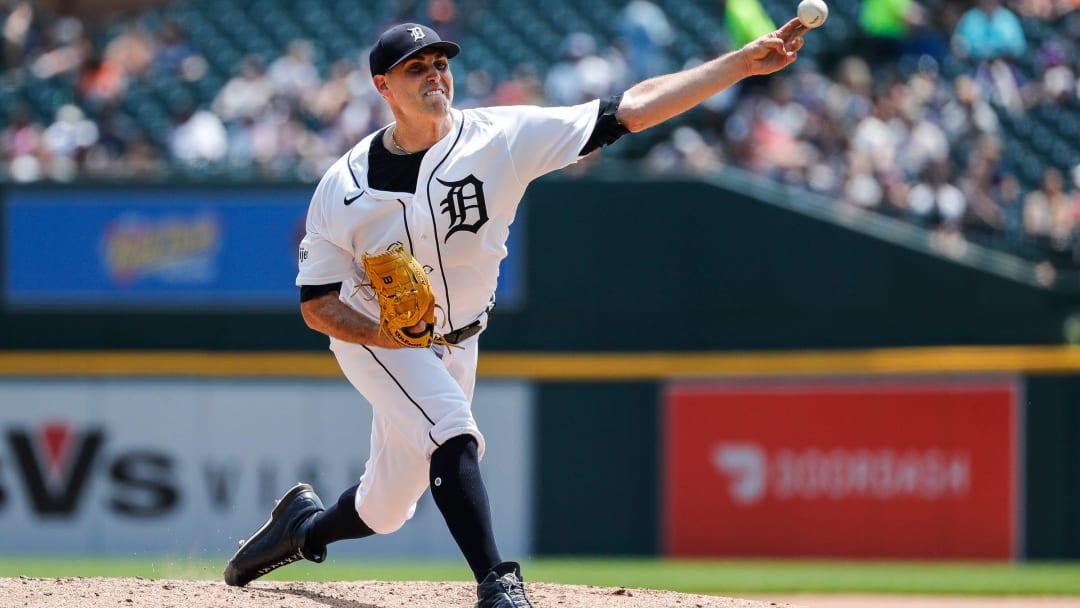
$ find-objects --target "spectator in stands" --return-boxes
[952,0,1026,61]
[213,55,275,122]
[29,14,87,80]
[644,125,723,176]
[81,107,130,175]
[223,115,257,168]
[77,48,126,112]
[908,159,966,230]
[978,55,1026,113]
[940,74,999,161]
[489,63,544,106]
[894,75,950,179]
[994,171,1025,245]
[308,58,354,128]
[1,105,45,182]
[151,18,200,79]
[82,110,168,181]
[752,75,813,181]
[544,32,624,106]
[1024,166,1076,251]
[1035,40,1076,105]
[799,99,848,196]
[168,99,227,167]
[961,144,1007,238]
[122,134,166,179]
[617,0,674,81]
[248,96,317,178]
[2,1,34,75]
[825,56,876,134]
[1013,0,1072,19]
[457,68,494,108]
[425,0,460,44]
[879,171,912,218]
[850,86,905,176]
[103,19,154,80]
[268,39,321,109]
[312,60,386,154]
[843,155,885,210]
[42,103,98,180]
[759,76,809,141]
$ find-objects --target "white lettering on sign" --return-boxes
[713,443,971,506]
[713,443,766,506]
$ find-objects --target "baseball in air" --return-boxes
[797,0,828,28]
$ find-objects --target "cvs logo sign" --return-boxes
[1,421,177,518]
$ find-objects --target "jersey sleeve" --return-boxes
[295,173,356,287]
[295,232,353,286]
[502,100,600,183]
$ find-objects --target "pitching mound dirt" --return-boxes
[1,577,804,608]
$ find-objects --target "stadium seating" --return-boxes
[5,0,1080,268]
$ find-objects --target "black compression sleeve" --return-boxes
[579,93,630,156]
[430,435,501,582]
[305,484,375,549]
[299,282,342,302]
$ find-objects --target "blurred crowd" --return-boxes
[3,0,1080,268]
[637,0,1080,270]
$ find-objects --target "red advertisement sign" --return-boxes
[664,380,1018,558]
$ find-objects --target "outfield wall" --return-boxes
[1,350,1078,559]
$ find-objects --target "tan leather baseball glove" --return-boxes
[361,244,454,349]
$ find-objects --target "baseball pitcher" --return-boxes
[224,17,807,608]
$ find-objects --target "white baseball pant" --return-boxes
[328,331,486,534]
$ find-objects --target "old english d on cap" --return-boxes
[369,23,461,75]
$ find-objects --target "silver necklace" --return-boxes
[390,127,413,155]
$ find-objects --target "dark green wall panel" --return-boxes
[533,382,658,555]
[1024,375,1080,558]
[487,179,1073,350]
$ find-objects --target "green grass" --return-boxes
[2,557,1080,596]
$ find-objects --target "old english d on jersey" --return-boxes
[296,101,599,333]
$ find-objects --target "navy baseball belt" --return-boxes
[442,319,483,345]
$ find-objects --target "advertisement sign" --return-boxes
[4,188,525,310]
[664,379,1018,558]
[4,188,309,308]
[0,378,533,557]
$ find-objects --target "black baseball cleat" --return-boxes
[223,483,327,587]
[475,562,535,608]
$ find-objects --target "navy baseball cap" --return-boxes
[369,23,461,75]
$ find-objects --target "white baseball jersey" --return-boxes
[297,100,601,331]
[294,100,601,533]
